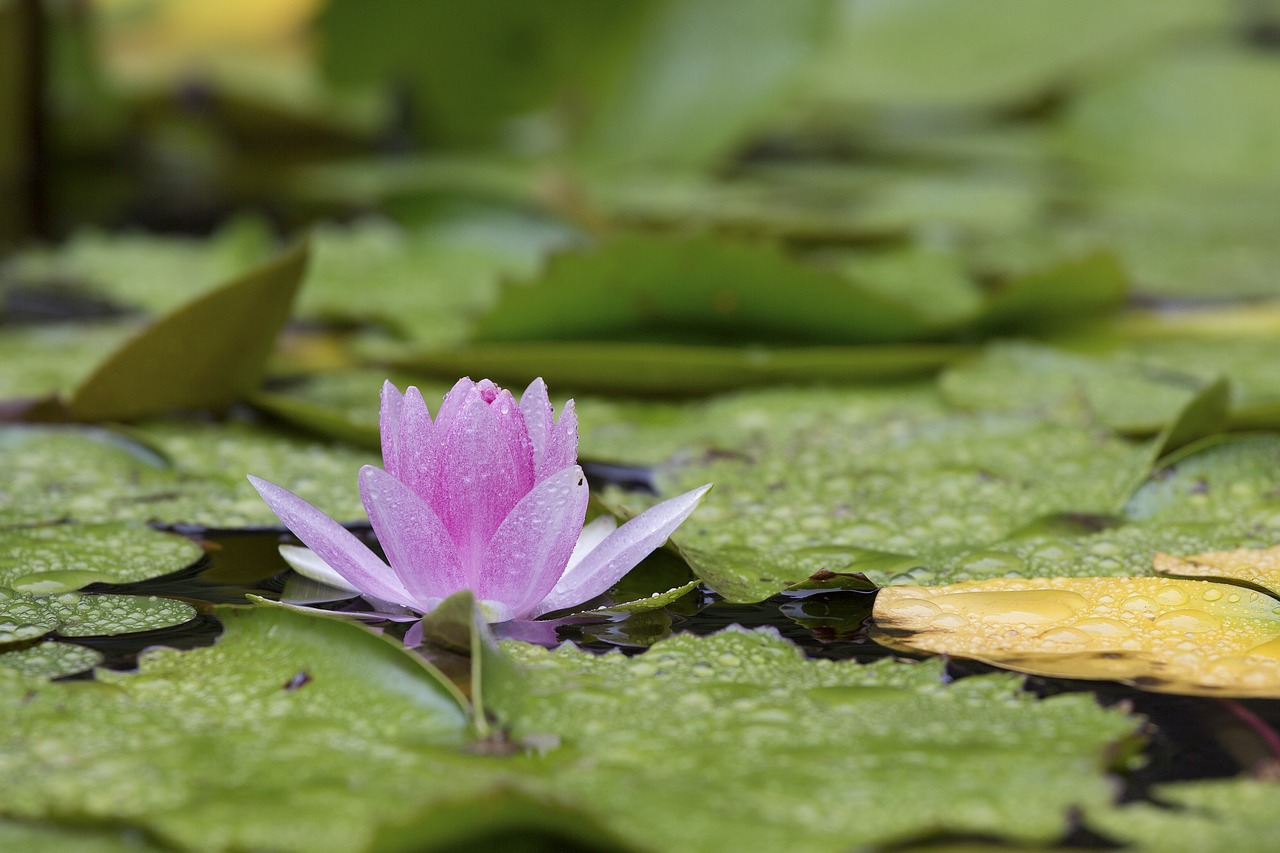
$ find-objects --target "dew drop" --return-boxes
[1072,617,1132,639]
[1154,586,1190,607]
[1202,588,1223,602]
[1153,609,1220,634]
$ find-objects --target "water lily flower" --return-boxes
[249,378,710,622]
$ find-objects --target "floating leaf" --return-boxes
[471,233,937,346]
[301,216,578,346]
[0,523,203,589]
[63,241,308,422]
[0,422,377,530]
[1063,49,1280,189]
[0,322,138,403]
[0,588,194,644]
[1125,436,1280,526]
[873,574,1280,697]
[1155,545,1280,598]
[1,218,274,315]
[1090,779,1280,853]
[940,341,1209,435]
[970,252,1126,337]
[0,605,472,852]
[382,340,967,395]
[0,641,103,679]
[592,385,1157,600]
[494,629,1139,851]
[802,0,1217,110]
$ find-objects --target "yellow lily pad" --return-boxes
[872,575,1280,697]
[1155,545,1280,598]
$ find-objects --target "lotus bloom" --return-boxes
[248,378,710,622]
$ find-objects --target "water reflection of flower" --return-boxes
[250,378,709,624]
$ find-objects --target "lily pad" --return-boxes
[1125,436,1280,526]
[1,218,274,316]
[301,215,578,346]
[495,629,1140,851]
[939,341,1209,435]
[63,241,308,422]
[0,589,195,643]
[0,322,139,403]
[471,232,937,346]
[381,340,968,395]
[0,605,472,852]
[0,641,103,679]
[873,574,1280,697]
[592,385,1158,600]
[1154,545,1280,598]
[1063,48,1280,189]
[0,523,203,589]
[802,0,1217,110]
[1089,779,1280,852]
[0,422,377,530]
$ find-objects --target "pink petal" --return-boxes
[518,378,554,475]
[378,380,405,475]
[391,386,435,498]
[427,386,535,559]
[543,398,579,476]
[476,465,590,619]
[247,475,414,607]
[433,377,476,433]
[359,465,465,607]
[531,483,711,617]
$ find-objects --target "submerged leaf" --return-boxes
[873,574,1280,697]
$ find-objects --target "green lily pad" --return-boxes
[0,322,139,403]
[472,232,938,346]
[802,0,1217,110]
[0,605,471,852]
[495,629,1140,851]
[939,341,1207,435]
[0,217,273,315]
[1090,779,1280,852]
[0,588,194,645]
[380,340,968,395]
[0,422,377,530]
[1125,436,1280,526]
[40,592,195,638]
[1063,48,1280,189]
[589,385,1157,600]
[0,523,203,589]
[0,642,103,679]
[63,241,308,422]
[301,215,578,346]
[0,817,164,853]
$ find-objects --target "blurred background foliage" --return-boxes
[2,0,1280,399]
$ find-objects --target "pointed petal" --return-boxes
[247,475,413,607]
[379,381,405,475]
[543,398,579,476]
[433,377,476,433]
[359,466,465,607]
[278,544,360,593]
[477,465,589,619]
[532,483,711,617]
[427,387,535,560]
[403,618,425,648]
[391,386,435,498]
[518,377,554,474]
[566,516,617,572]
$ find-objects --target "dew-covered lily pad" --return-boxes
[0,605,471,852]
[1154,545,1280,599]
[0,641,103,678]
[0,523,203,589]
[0,422,377,530]
[1089,779,1280,852]
[492,628,1139,852]
[873,574,1280,697]
[590,385,1158,600]
[0,588,195,644]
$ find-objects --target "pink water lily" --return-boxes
[249,378,710,622]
